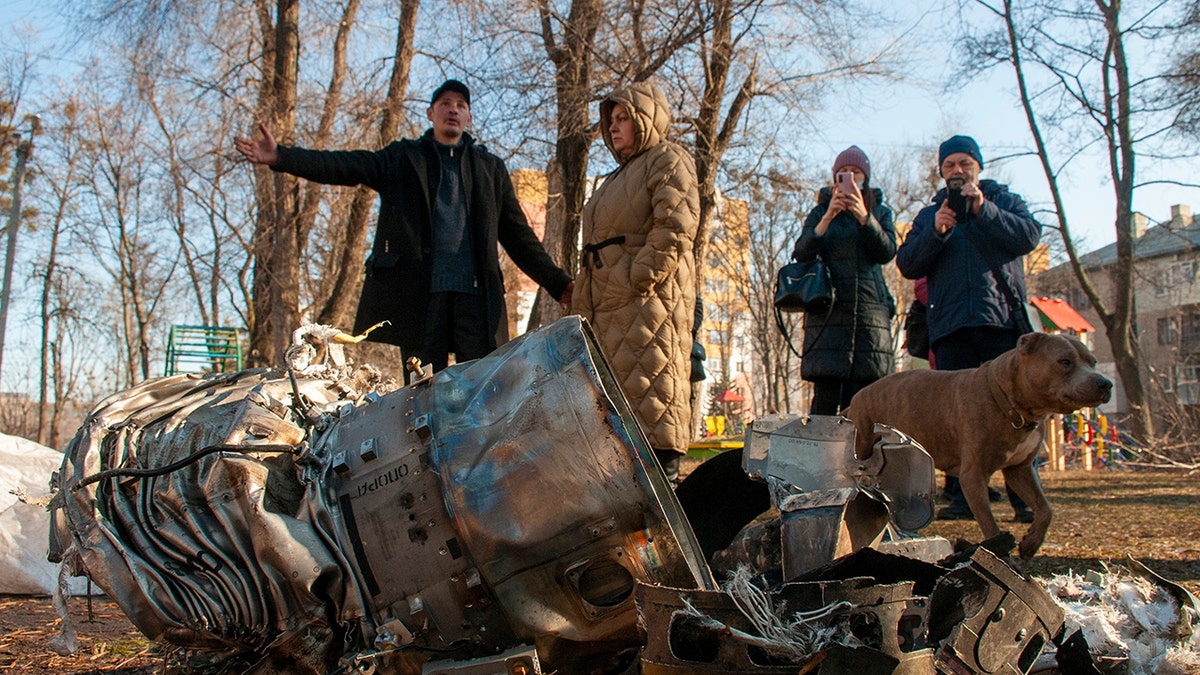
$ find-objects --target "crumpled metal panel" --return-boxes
[322,316,713,670]
[742,415,935,532]
[48,371,362,672]
[49,317,711,674]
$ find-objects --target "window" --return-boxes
[1182,261,1197,282]
[1182,311,1200,351]
[705,277,729,295]
[1177,365,1200,385]
[708,329,726,345]
[1154,261,1198,297]
[1159,317,1179,346]
[1176,364,1200,405]
[1068,288,1091,311]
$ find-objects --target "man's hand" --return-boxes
[234,124,279,166]
[935,202,958,235]
[559,280,574,309]
[962,181,985,215]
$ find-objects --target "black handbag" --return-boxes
[773,258,834,314]
[905,299,929,359]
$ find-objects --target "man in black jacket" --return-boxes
[236,79,573,371]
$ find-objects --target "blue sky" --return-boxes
[5,0,1195,257]
[1,0,1197,398]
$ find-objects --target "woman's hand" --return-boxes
[817,199,840,235]
[842,188,869,225]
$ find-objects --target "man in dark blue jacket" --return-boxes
[236,80,573,371]
[897,135,1043,520]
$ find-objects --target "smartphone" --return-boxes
[836,171,856,194]
[946,176,968,218]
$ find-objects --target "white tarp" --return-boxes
[0,432,86,595]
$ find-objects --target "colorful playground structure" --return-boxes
[694,407,1136,471]
[1045,408,1137,470]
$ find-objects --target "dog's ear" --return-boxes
[1068,335,1097,365]
[1017,331,1050,354]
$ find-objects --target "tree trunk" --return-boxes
[1099,0,1153,439]
[991,0,1153,441]
[530,0,602,331]
[295,0,361,257]
[37,208,62,446]
[250,0,301,366]
[317,0,419,331]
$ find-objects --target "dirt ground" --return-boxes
[0,468,1195,673]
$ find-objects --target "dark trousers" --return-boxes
[810,379,868,416]
[932,326,1029,512]
[413,291,491,372]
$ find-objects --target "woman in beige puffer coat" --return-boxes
[573,82,700,480]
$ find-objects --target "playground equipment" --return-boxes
[164,325,243,375]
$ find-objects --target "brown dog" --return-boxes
[845,332,1113,558]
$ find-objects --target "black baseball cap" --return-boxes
[431,79,471,107]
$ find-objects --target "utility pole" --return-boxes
[0,116,40,389]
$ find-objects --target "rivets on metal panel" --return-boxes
[332,450,350,476]
[359,438,377,462]
[414,414,432,441]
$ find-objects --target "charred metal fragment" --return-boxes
[928,547,1064,674]
[636,576,935,674]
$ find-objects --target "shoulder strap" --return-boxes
[774,303,833,360]
[960,223,1031,332]
[775,305,803,359]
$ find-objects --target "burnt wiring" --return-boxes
[70,444,297,491]
[328,641,470,675]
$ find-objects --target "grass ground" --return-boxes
[0,467,1195,672]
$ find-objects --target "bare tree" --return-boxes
[32,99,86,446]
[721,166,813,414]
[1164,0,1200,137]
[247,0,302,366]
[962,0,1200,441]
[72,69,178,385]
[316,0,421,331]
[682,0,902,277]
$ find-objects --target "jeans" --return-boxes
[414,291,491,371]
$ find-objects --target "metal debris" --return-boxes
[48,317,710,674]
[46,317,1185,674]
[742,414,938,578]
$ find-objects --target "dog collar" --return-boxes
[985,361,1040,432]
